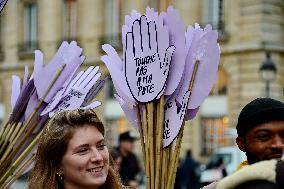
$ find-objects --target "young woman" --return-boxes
[28,109,126,189]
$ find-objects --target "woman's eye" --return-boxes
[77,148,89,154]
[97,144,106,150]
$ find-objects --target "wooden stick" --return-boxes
[0,123,14,154]
[0,119,39,175]
[0,123,11,148]
[167,123,185,189]
[0,122,10,143]
[142,105,150,189]
[0,129,42,185]
[0,64,66,172]
[8,123,22,146]
[147,103,154,189]
[1,122,21,150]
[136,104,145,163]
[155,96,164,189]
[0,123,25,164]
[166,61,200,189]
[164,147,170,188]
[1,154,35,189]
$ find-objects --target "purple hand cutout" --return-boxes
[101,44,135,104]
[0,0,8,13]
[125,15,175,103]
[115,94,139,130]
[176,24,220,109]
[11,75,21,109]
[159,6,186,95]
[49,66,102,117]
[33,41,84,103]
[163,90,190,147]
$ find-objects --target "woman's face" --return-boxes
[60,125,109,189]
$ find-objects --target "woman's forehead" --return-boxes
[68,125,104,147]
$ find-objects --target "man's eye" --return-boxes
[256,135,270,141]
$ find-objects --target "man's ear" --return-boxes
[236,136,246,152]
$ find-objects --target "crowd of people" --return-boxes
[21,97,283,189]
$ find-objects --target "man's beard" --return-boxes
[244,143,261,164]
[245,149,260,164]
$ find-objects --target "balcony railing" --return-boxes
[18,41,39,59]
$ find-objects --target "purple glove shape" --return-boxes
[163,90,191,147]
[33,41,84,103]
[48,66,102,117]
[176,24,220,109]
[125,15,175,102]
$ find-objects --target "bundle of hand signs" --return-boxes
[0,41,106,188]
[101,6,220,189]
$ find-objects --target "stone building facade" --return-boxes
[0,0,283,160]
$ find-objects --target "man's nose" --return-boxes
[271,135,284,149]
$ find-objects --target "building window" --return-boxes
[0,16,3,61]
[211,67,228,95]
[201,116,229,156]
[203,0,224,31]
[23,3,38,51]
[106,78,116,99]
[63,0,78,41]
[148,0,158,10]
[105,0,121,36]
[100,0,122,50]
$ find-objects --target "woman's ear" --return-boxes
[236,136,246,152]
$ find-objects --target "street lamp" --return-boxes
[259,52,277,97]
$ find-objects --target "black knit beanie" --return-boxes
[236,98,284,137]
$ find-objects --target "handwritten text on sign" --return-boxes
[0,0,8,14]
[135,53,156,96]
[163,91,191,147]
[125,16,174,103]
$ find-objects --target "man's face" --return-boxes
[120,140,135,153]
[237,121,284,164]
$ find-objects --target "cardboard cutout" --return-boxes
[163,90,190,147]
[125,15,175,103]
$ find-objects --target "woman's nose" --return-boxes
[90,149,103,162]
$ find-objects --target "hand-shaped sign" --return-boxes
[11,75,21,110]
[163,90,191,147]
[0,0,8,14]
[33,41,84,103]
[115,94,139,129]
[125,15,175,103]
[48,66,101,117]
[176,25,220,109]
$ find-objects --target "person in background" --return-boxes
[235,98,284,168]
[202,97,284,189]
[118,131,141,188]
[175,150,200,189]
[214,157,227,178]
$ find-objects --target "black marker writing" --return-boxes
[163,119,171,139]
[135,53,156,67]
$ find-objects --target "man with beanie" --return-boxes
[202,97,284,189]
[236,98,284,167]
